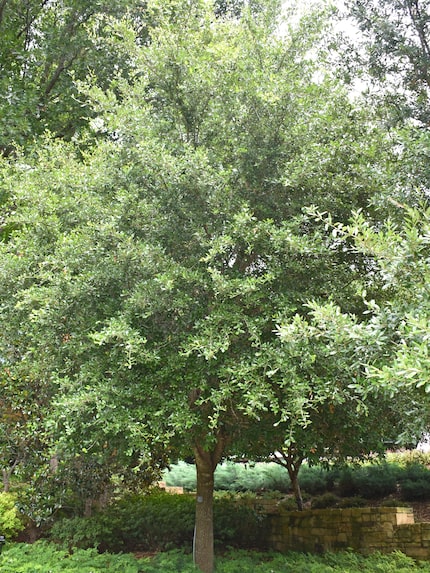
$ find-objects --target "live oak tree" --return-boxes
[0,1,405,571]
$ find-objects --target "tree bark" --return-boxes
[289,468,304,511]
[2,459,19,493]
[276,447,304,511]
[2,468,10,493]
[193,436,225,573]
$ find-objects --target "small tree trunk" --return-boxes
[289,470,304,511]
[2,468,10,493]
[276,446,304,511]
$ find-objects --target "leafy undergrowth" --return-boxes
[2,543,430,572]
[0,541,144,573]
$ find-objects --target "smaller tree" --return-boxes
[252,301,415,510]
[345,205,430,398]
[296,205,430,450]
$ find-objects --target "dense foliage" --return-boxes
[0,492,24,538]
[1,0,430,571]
[0,541,143,573]
[49,491,266,553]
[1,543,430,573]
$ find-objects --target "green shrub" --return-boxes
[380,499,411,508]
[214,463,242,491]
[338,467,359,497]
[0,540,145,572]
[258,463,291,493]
[352,463,399,499]
[165,461,291,493]
[398,463,430,501]
[0,492,25,539]
[50,491,267,553]
[400,479,430,501]
[311,493,339,509]
[298,466,333,495]
[213,497,267,548]
[164,462,196,491]
[50,492,195,552]
[337,496,367,508]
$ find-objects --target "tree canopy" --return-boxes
[1,1,429,572]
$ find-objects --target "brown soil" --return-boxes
[410,500,430,522]
[133,551,158,560]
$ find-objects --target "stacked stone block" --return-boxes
[267,507,430,558]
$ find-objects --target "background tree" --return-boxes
[268,301,428,510]
[343,0,430,124]
[0,0,149,155]
[343,205,430,397]
[341,0,430,202]
[292,204,430,458]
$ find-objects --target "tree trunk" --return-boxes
[2,468,10,493]
[289,469,304,511]
[193,436,225,573]
[2,459,19,492]
[276,447,304,511]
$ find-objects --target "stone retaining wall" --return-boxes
[267,507,430,560]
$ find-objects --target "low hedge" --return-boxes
[398,464,430,501]
[49,491,267,553]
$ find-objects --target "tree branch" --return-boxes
[407,0,430,87]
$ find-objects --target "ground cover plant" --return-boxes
[0,541,144,573]
[2,543,430,573]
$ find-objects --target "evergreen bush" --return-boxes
[337,496,367,508]
[338,467,359,497]
[398,464,430,501]
[298,466,334,495]
[49,491,267,552]
[311,493,340,509]
[339,464,398,499]
[164,461,291,493]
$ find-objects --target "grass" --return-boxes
[2,542,430,572]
